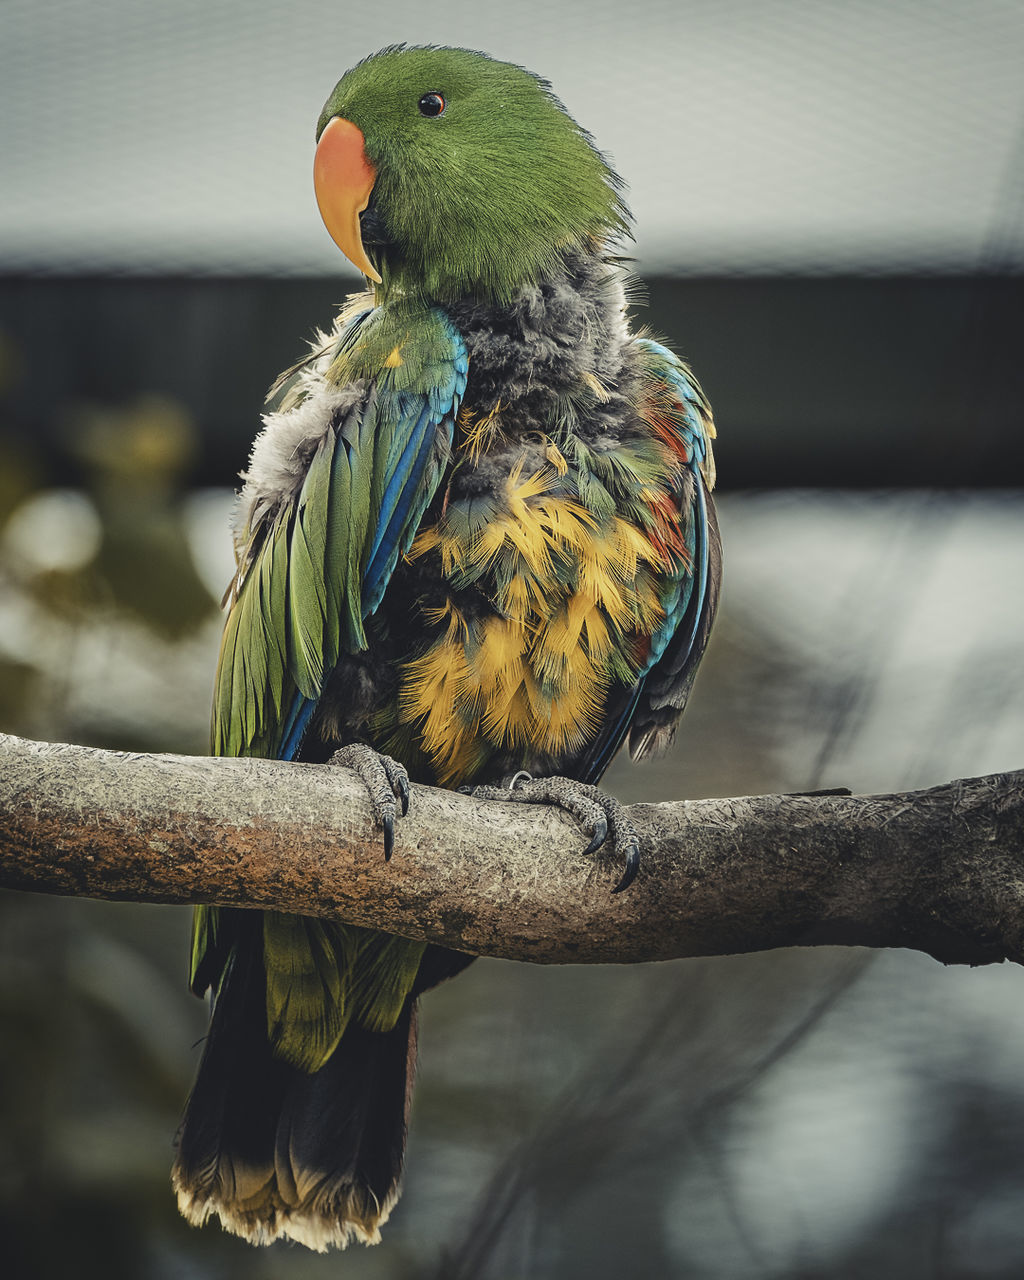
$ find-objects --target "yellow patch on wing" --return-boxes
[576,517,664,631]
[540,435,569,475]
[542,675,610,752]
[581,370,611,403]
[496,571,551,624]
[399,460,671,782]
[475,462,597,577]
[458,401,506,462]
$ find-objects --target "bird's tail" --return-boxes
[172,919,417,1252]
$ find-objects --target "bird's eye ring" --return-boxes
[418,93,446,118]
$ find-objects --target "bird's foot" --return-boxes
[465,772,641,894]
[329,743,410,860]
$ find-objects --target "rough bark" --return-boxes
[1,731,1022,967]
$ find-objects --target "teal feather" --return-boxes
[210,307,467,764]
[200,308,468,1052]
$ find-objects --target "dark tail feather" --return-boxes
[172,921,418,1252]
[270,1006,418,1249]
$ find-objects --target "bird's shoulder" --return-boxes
[210,293,470,758]
[266,291,467,414]
[227,294,468,589]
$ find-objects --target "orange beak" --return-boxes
[314,116,382,284]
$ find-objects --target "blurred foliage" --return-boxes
[0,342,223,752]
[66,394,214,639]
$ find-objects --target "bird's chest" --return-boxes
[380,435,669,785]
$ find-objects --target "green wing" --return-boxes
[213,302,469,760]
[191,303,468,1069]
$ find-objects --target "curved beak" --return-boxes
[314,116,383,284]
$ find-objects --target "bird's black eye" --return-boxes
[418,92,445,118]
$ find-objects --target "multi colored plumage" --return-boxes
[173,45,720,1251]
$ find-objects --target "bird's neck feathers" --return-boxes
[371,225,629,310]
[445,244,634,419]
[341,242,633,405]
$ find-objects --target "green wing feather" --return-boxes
[212,304,467,760]
[192,302,466,1069]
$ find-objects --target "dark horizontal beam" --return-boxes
[1,274,1021,488]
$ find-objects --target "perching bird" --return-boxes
[172,44,720,1252]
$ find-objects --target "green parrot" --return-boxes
[172,44,720,1251]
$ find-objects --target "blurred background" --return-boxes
[2,1,1023,1276]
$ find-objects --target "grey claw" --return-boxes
[467,772,637,892]
[611,838,640,894]
[582,817,608,857]
[329,744,407,861]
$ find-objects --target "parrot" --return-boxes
[172,44,721,1252]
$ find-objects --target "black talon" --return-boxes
[611,839,640,894]
[329,743,408,861]
[582,817,608,857]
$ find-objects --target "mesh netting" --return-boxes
[3,0,1024,274]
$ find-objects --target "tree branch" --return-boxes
[1,731,1022,967]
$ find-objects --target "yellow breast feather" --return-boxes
[399,457,668,783]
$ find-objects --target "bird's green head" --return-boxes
[314,45,630,303]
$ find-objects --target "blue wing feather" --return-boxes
[216,306,468,764]
[274,318,467,762]
[579,338,719,780]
